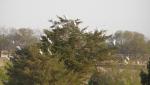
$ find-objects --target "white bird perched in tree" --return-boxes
[58,25,63,28]
[16,46,21,50]
[42,34,47,37]
[126,56,130,61]
[124,59,128,64]
[137,61,140,65]
[12,40,15,44]
[39,49,43,55]
[113,39,116,46]
[73,21,77,26]
[48,38,53,44]
[48,48,52,55]
[39,37,42,41]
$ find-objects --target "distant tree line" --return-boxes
[109,30,150,57]
[0,28,39,57]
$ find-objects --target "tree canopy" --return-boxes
[111,31,147,57]
[6,16,113,85]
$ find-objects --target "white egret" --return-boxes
[48,38,53,44]
[124,59,128,64]
[16,46,21,50]
[39,49,43,55]
[48,48,52,55]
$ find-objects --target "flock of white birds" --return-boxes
[14,33,53,56]
[39,34,53,55]
[14,34,143,66]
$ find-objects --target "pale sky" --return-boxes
[0,0,150,37]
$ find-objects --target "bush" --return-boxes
[89,68,141,85]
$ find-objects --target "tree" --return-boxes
[6,44,70,85]
[146,40,150,54]
[140,59,150,85]
[6,16,112,85]
[44,17,111,68]
[112,31,147,57]
[41,16,112,83]
[10,28,37,48]
[0,34,10,57]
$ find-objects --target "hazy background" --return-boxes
[0,0,150,37]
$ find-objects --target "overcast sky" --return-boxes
[0,0,150,37]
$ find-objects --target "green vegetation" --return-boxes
[0,16,149,85]
[89,68,142,85]
[140,59,150,85]
[110,30,148,57]
[5,17,112,85]
[0,62,9,85]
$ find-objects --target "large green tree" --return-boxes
[41,16,112,84]
[42,17,111,70]
[6,16,112,85]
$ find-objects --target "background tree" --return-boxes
[146,40,150,54]
[0,28,38,57]
[0,32,10,57]
[112,31,147,57]
[10,28,38,48]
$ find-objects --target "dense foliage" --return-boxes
[1,16,149,85]
[0,28,37,57]
[5,17,112,85]
[110,31,148,57]
[140,59,150,85]
[89,69,141,85]
[41,17,112,71]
